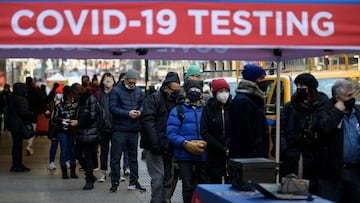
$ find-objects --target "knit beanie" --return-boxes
[163,72,180,84]
[185,64,201,78]
[211,78,230,95]
[125,69,138,79]
[185,80,203,92]
[242,64,266,82]
[55,85,64,94]
[294,73,318,89]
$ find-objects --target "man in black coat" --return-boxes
[315,79,360,202]
[229,64,269,159]
[140,72,181,203]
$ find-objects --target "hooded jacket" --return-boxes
[6,83,34,132]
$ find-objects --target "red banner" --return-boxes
[1,2,360,48]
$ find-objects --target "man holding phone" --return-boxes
[109,69,146,192]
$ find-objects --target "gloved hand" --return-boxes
[183,140,207,155]
[150,145,163,155]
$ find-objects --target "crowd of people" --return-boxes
[1,64,360,203]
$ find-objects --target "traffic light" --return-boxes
[324,55,329,65]
[324,55,329,69]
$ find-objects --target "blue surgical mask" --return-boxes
[55,93,63,101]
[125,84,135,90]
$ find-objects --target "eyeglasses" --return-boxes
[167,86,180,93]
[126,79,136,86]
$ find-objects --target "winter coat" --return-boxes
[109,81,144,132]
[6,83,35,133]
[26,84,45,122]
[140,91,177,153]
[73,91,98,143]
[167,103,205,161]
[201,97,231,176]
[97,89,112,132]
[53,100,76,134]
[229,80,269,158]
[315,98,360,180]
[280,92,329,179]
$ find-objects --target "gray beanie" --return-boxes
[125,69,138,79]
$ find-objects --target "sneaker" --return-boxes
[48,162,56,170]
[120,176,126,181]
[65,160,70,169]
[26,146,33,156]
[99,173,106,182]
[110,183,118,193]
[124,168,130,175]
[128,181,146,192]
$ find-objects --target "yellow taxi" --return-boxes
[262,71,360,157]
[263,70,360,116]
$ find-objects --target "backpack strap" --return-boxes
[176,104,184,129]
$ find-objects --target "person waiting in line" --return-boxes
[109,69,146,192]
[229,64,269,159]
[45,84,63,170]
[315,79,360,202]
[184,64,201,82]
[141,72,181,203]
[69,83,98,190]
[96,72,117,183]
[201,78,231,184]
[280,73,329,194]
[52,85,78,179]
[25,76,46,156]
[170,64,202,197]
[116,71,130,176]
[167,80,207,203]
[6,82,35,172]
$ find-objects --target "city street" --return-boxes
[0,130,182,203]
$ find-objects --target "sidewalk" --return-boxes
[0,131,182,203]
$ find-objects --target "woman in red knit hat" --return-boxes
[200,78,232,184]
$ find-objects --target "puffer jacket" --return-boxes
[167,103,205,161]
[6,83,34,132]
[109,81,144,132]
[73,91,98,143]
[140,90,176,152]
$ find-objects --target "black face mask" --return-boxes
[344,98,355,111]
[169,91,179,101]
[188,91,201,103]
[257,81,268,92]
[296,88,308,101]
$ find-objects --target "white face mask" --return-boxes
[216,92,230,104]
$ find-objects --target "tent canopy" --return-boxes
[0,0,359,60]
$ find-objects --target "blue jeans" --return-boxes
[178,160,207,203]
[58,132,76,166]
[110,131,139,185]
[49,138,59,163]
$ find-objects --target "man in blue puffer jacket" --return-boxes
[109,69,146,192]
[167,80,207,203]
